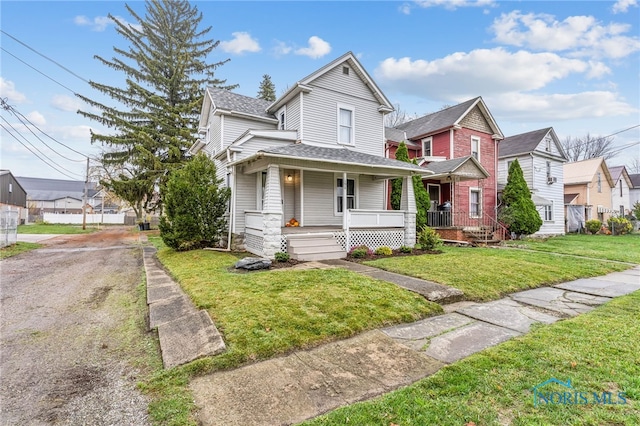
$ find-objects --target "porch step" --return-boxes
[287,235,346,261]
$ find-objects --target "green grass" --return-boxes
[18,223,100,234]
[365,246,630,301]
[303,290,640,426]
[0,242,41,259]
[502,233,640,264]
[151,238,442,372]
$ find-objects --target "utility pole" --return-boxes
[82,157,89,230]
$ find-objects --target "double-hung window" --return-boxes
[422,137,432,157]
[544,204,553,221]
[336,178,355,213]
[470,188,481,217]
[338,104,354,145]
[471,136,480,160]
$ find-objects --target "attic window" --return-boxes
[342,66,349,75]
[545,137,552,152]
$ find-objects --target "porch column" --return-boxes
[342,172,349,250]
[400,175,417,246]
[262,164,282,258]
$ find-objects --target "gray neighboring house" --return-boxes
[0,170,28,223]
[15,176,99,220]
[498,127,568,235]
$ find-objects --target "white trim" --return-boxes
[471,136,480,162]
[300,169,304,226]
[422,137,433,157]
[299,91,304,141]
[449,128,454,157]
[277,105,286,130]
[220,115,225,152]
[334,173,358,216]
[337,103,355,146]
[469,187,482,218]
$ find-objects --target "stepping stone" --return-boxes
[424,322,521,363]
[555,278,640,298]
[383,313,474,340]
[456,298,560,333]
[158,310,226,368]
[149,294,197,329]
[510,287,610,317]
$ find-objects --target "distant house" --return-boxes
[0,170,28,223]
[608,165,633,217]
[563,157,615,231]
[385,97,505,243]
[15,177,99,219]
[498,128,568,236]
[630,173,640,208]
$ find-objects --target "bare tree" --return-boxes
[561,133,616,162]
[385,103,419,127]
[626,157,640,174]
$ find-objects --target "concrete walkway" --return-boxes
[185,263,640,425]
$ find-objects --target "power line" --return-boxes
[0,120,83,180]
[1,47,78,95]
[1,30,90,84]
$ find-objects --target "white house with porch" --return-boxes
[190,52,430,260]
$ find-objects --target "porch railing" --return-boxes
[245,210,263,231]
[347,209,405,228]
[427,211,508,241]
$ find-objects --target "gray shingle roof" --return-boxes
[16,177,98,201]
[423,156,471,174]
[608,165,624,183]
[207,87,274,119]
[394,97,480,139]
[630,173,640,188]
[384,127,407,143]
[258,144,430,173]
[499,128,552,158]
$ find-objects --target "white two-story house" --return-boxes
[608,165,633,217]
[498,127,568,235]
[190,52,431,260]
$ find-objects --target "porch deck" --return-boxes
[281,226,342,235]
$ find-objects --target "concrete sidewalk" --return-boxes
[188,265,640,426]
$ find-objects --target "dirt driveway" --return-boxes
[0,227,152,425]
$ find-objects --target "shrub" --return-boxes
[413,243,422,250]
[399,245,413,253]
[585,219,602,234]
[374,246,393,256]
[274,252,290,262]
[417,226,442,250]
[607,217,633,235]
[498,159,542,236]
[349,245,372,259]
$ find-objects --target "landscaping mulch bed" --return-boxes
[346,248,443,263]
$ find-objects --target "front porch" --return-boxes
[427,211,507,244]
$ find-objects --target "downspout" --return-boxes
[209,163,234,253]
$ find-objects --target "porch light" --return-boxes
[286,174,293,182]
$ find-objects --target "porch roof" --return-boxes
[423,156,490,181]
[239,143,433,177]
[531,194,552,206]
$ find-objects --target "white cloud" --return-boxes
[0,78,27,103]
[220,32,261,54]
[487,91,637,121]
[60,125,93,140]
[272,41,292,56]
[26,111,46,126]
[399,3,413,14]
[375,48,588,99]
[51,95,83,112]
[586,61,611,79]
[491,11,640,59]
[612,0,638,14]
[295,36,331,59]
[414,0,496,11]
[74,15,141,32]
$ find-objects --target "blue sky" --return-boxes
[1,0,639,181]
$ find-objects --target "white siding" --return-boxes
[498,155,531,186]
[287,94,301,137]
[223,115,276,149]
[234,170,258,233]
[233,138,292,162]
[611,177,631,214]
[531,155,565,235]
[303,171,342,226]
[358,176,385,209]
[302,66,384,156]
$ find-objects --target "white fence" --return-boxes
[347,209,405,228]
[1,208,19,247]
[43,213,125,225]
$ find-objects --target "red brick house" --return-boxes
[385,97,505,242]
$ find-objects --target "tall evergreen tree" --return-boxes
[498,159,542,237]
[257,74,276,101]
[390,141,430,230]
[77,0,235,218]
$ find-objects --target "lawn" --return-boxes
[303,290,640,426]
[18,223,100,234]
[502,233,640,264]
[365,246,631,301]
[151,239,442,372]
[0,242,41,259]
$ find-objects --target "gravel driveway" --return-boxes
[1,228,152,425]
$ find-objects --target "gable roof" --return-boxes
[268,51,393,113]
[563,157,614,186]
[207,87,275,120]
[15,176,98,201]
[608,165,632,186]
[392,97,503,140]
[499,127,566,160]
[630,173,640,188]
[423,155,490,179]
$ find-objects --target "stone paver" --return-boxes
[555,278,640,298]
[382,313,476,351]
[456,298,560,333]
[190,330,443,426]
[424,322,521,363]
[510,287,611,316]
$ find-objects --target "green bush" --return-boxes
[274,252,290,262]
[374,246,393,256]
[399,245,413,253]
[607,217,633,235]
[498,159,542,236]
[585,219,602,234]
[417,226,442,250]
[350,248,368,258]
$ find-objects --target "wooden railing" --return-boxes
[427,211,509,241]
